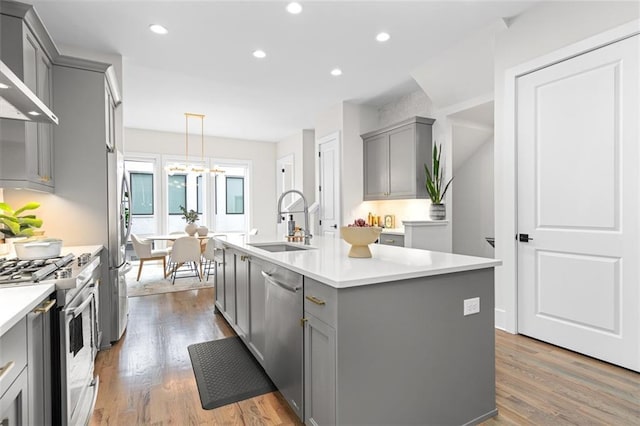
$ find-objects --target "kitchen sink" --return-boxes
[248,243,315,252]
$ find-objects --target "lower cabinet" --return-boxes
[0,367,28,426]
[0,292,54,426]
[214,250,225,311]
[235,253,250,337]
[247,259,266,364]
[27,296,54,426]
[304,314,336,426]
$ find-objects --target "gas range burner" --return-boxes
[0,253,75,285]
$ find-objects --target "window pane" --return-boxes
[197,175,203,214]
[168,174,186,214]
[130,172,153,215]
[226,176,244,214]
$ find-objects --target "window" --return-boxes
[226,176,244,214]
[130,172,154,215]
[197,175,203,214]
[168,174,187,214]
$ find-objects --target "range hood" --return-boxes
[0,60,58,125]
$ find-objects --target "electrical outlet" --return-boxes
[463,297,480,316]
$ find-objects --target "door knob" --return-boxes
[331,224,337,229]
[518,233,533,242]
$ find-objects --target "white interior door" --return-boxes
[317,134,340,237]
[517,35,639,371]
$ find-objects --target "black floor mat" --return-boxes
[187,336,276,410]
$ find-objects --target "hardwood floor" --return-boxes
[91,288,302,425]
[92,288,639,425]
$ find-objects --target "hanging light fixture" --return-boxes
[165,113,224,175]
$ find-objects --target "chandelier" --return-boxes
[165,112,224,175]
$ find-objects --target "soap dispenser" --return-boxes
[287,214,296,236]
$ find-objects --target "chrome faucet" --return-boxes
[277,189,312,245]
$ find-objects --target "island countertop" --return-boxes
[216,234,501,288]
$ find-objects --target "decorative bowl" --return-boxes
[340,226,382,258]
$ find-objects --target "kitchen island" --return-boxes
[214,234,501,425]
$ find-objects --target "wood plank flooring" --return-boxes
[91,288,639,425]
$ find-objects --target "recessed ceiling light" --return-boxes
[253,50,267,59]
[149,24,168,35]
[28,111,41,116]
[286,2,303,14]
[376,32,391,42]
[330,68,342,77]
[0,83,9,89]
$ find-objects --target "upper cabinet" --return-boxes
[0,3,57,192]
[362,116,435,201]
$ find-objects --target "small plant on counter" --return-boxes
[0,201,43,237]
[179,205,199,224]
[424,143,454,204]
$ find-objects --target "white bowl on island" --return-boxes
[340,226,382,258]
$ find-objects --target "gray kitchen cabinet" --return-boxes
[362,116,435,200]
[27,296,55,426]
[304,313,336,426]
[0,8,56,192]
[214,249,225,312]
[235,251,250,338]
[247,258,266,364]
[378,233,405,247]
[224,249,237,324]
[0,367,28,426]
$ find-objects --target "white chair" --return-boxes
[201,237,217,281]
[167,236,202,284]
[131,234,170,281]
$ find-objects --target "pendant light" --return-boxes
[165,113,224,175]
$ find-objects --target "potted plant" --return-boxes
[0,201,43,238]
[179,205,199,236]
[424,143,453,220]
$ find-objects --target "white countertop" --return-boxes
[218,235,501,288]
[0,245,103,335]
[0,284,55,336]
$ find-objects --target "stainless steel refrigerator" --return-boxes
[107,149,132,342]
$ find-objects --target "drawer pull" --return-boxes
[306,295,326,306]
[34,299,56,314]
[384,239,395,243]
[0,361,15,381]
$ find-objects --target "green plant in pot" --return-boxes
[0,201,43,238]
[424,143,453,220]
[179,205,199,236]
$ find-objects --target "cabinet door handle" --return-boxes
[1,417,9,426]
[240,255,250,261]
[34,299,56,314]
[384,239,395,244]
[306,295,326,306]
[300,317,308,327]
[0,361,15,381]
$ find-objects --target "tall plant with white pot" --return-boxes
[424,143,453,220]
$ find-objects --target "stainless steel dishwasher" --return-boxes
[262,265,304,420]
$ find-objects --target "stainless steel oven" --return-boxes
[56,260,100,425]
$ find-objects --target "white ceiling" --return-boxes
[27,0,536,142]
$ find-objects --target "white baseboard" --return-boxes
[494,308,506,331]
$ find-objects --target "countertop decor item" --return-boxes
[13,238,62,259]
[424,143,453,220]
[180,205,199,236]
[341,226,382,258]
[0,201,43,237]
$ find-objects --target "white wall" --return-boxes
[453,136,494,258]
[494,1,640,331]
[126,128,277,236]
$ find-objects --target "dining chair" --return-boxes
[131,234,170,281]
[201,237,217,281]
[167,236,202,284]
